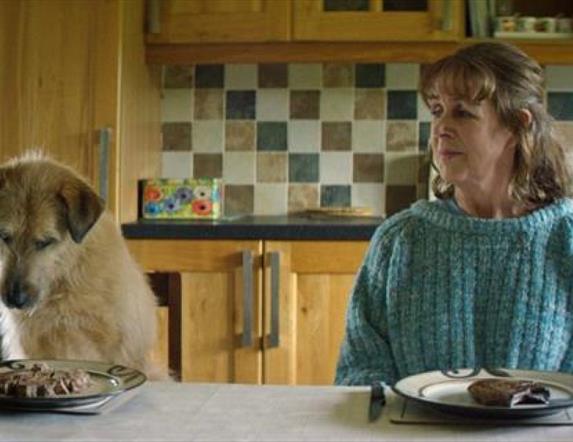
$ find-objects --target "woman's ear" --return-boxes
[518,109,533,128]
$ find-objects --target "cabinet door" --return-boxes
[294,0,463,41]
[127,239,263,383]
[263,241,369,385]
[0,0,104,179]
[147,0,291,43]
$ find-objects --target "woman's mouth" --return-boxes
[438,149,463,161]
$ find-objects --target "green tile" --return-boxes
[257,122,288,151]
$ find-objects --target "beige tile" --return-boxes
[353,121,385,153]
[193,153,222,178]
[225,64,257,89]
[320,152,353,184]
[386,63,420,89]
[224,185,254,216]
[288,184,319,213]
[385,152,422,185]
[321,88,354,121]
[354,89,385,120]
[257,152,287,183]
[291,90,320,119]
[225,121,255,151]
[351,184,385,216]
[254,184,287,214]
[353,153,384,183]
[194,89,223,119]
[258,89,289,121]
[386,121,417,151]
[322,122,351,151]
[289,121,321,153]
[323,63,353,87]
[192,120,223,153]
[161,89,192,122]
[289,64,322,88]
[223,152,255,184]
[161,152,193,179]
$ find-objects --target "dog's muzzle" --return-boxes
[4,279,31,309]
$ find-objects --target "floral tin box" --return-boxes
[141,178,223,219]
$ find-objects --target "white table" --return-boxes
[0,382,572,441]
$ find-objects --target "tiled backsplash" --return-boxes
[161,63,573,217]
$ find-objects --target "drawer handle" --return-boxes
[241,250,254,347]
[267,251,280,348]
[97,127,112,202]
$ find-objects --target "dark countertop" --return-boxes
[121,215,384,241]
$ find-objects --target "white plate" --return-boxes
[0,359,146,410]
[393,368,573,419]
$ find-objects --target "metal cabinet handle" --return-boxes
[240,250,254,347]
[97,127,112,202]
[267,251,280,348]
[146,0,161,34]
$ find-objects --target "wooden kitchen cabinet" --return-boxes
[263,241,368,385]
[0,0,161,223]
[294,0,464,42]
[126,239,369,385]
[146,0,291,43]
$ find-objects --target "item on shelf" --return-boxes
[557,17,573,33]
[495,16,516,32]
[140,178,223,219]
[494,14,573,39]
[516,16,536,33]
[535,17,557,33]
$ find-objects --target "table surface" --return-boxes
[1,382,572,442]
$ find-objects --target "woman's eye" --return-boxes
[35,238,56,251]
[456,108,475,118]
[430,106,442,117]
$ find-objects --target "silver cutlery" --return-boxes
[368,381,386,422]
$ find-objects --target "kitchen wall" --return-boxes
[160,63,573,217]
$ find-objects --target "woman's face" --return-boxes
[428,91,516,192]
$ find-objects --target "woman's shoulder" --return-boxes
[371,201,434,245]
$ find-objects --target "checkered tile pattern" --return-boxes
[161,63,573,217]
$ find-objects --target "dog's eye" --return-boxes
[35,238,57,251]
[0,231,11,245]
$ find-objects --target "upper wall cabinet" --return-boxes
[1,0,161,223]
[294,0,463,41]
[147,0,291,43]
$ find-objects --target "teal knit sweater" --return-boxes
[335,198,573,386]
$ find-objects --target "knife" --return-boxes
[368,381,386,422]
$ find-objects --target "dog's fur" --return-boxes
[0,153,161,378]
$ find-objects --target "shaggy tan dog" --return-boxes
[0,153,161,379]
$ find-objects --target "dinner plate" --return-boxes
[392,368,573,419]
[0,359,146,410]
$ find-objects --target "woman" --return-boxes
[335,42,573,386]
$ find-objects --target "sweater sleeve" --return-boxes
[334,225,400,386]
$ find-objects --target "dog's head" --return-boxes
[0,156,104,310]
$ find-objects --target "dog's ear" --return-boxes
[58,179,105,243]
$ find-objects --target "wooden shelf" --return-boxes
[146,39,573,65]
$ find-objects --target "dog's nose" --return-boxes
[5,280,30,309]
[6,291,29,309]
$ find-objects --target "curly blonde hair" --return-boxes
[420,42,570,206]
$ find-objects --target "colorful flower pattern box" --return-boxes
[141,178,223,219]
